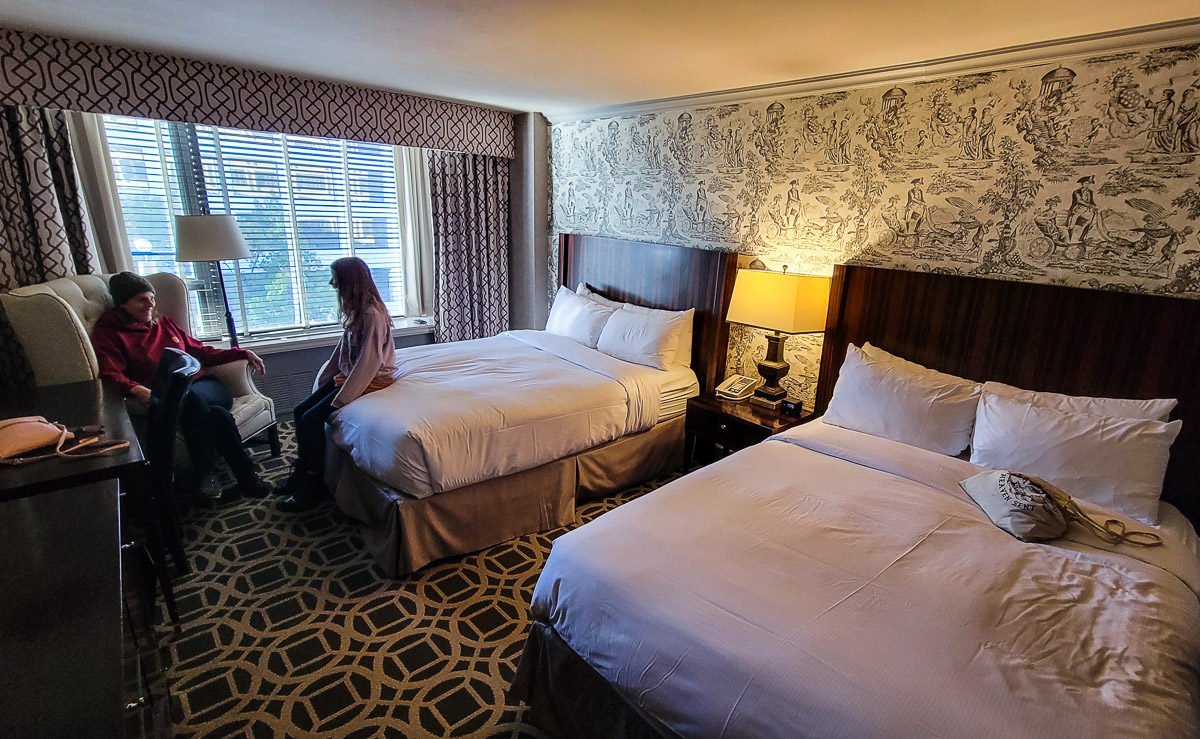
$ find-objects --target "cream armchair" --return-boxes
[1,272,279,456]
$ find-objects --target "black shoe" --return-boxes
[273,467,315,496]
[277,491,322,513]
[228,475,272,498]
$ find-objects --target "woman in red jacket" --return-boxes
[276,257,396,512]
[92,272,271,500]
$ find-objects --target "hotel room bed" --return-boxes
[512,264,1200,738]
[328,329,696,498]
[523,420,1200,737]
[327,234,736,577]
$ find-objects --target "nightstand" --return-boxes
[685,393,814,465]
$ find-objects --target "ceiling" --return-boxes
[1,1,1198,116]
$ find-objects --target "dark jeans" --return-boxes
[293,380,339,475]
[179,376,255,482]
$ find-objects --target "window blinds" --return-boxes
[103,115,411,339]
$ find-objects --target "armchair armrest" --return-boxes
[205,359,257,397]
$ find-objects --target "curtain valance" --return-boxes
[0,28,514,159]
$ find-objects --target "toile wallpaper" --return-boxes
[550,41,1200,408]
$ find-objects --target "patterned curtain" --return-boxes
[0,104,94,393]
[427,151,510,343]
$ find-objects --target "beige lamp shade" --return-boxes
[174,214,250,262]
[726,269,831,334]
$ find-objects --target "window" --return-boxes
[103,115,419,339]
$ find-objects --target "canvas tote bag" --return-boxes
[959,470,1162,547]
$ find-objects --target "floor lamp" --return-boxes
[175,214,250,348]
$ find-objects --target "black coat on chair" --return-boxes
[140,348,200,621]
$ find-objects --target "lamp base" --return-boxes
[214,260,239,348]
[754,331,791,402]
[749,395,783,411]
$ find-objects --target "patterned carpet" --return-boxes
[158,423,683,738]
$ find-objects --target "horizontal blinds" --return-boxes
[346,141,406,317]
[103,115,410,338]
[198,126,304,333]
[103,116,221,335]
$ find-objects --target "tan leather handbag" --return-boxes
[0,416,129,465]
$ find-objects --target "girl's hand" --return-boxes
[131,385,152,404]
[246,351,266,376]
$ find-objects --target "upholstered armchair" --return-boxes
[1,272,279,456]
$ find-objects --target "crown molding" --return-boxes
[545,17,1200,123]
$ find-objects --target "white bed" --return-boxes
[530,420,1200,738]
[326,233,736,576]
[327,329,697,499]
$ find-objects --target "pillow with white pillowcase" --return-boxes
[596,308,678,370]
[981,380,1176,422]
[579,284,695,368]
[860,342,980,393]
[970,389,1181,524]
[620,304,694,368]
[576,283,625,311]
[545,285,616,348]
[822,344,981,456]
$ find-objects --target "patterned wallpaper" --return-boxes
[0,28,513,159]
[551,40,1200,408]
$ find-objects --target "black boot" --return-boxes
[277,470,326,512]
[273,466,309,496]
[227,472,272,498]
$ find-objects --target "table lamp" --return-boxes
[174,214,250,347]
[725,267,831,409]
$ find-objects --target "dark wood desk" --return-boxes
[0,480,124,738]
[0,383,169,737]
[0,380,144,501]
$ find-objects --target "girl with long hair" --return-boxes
[277,257,397,511]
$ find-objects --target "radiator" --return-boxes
[253,370,316,418]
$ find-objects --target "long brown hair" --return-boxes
[330,257,392,334]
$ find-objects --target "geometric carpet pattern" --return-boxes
[158,423,683,738]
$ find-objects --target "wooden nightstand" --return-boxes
[685,393,814,464]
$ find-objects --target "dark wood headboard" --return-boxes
[815,264,1200,525]
[558,234,737,395]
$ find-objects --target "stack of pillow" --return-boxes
[823,343,1181,525]
[543,284,694,370]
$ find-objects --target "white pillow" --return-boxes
[576,283,625,310]
[982,380,1176,422]
[621,304,694,368]
[822,344,981,455]
[970,390,1181,524]
[577,283,695,368]
[545,286,616,348]
[860,343,979,392]
[596,309,677,370]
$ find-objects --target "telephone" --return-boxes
[715,374,761,400]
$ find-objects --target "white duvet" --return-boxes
[532,420,1200,738]
[327,330,664,498]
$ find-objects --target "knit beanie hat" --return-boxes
[109,271,155,308]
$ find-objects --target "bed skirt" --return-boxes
[510,620,664,738]
[328,416,685,577]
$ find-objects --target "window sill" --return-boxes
[206,315,434,355]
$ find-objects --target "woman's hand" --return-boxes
[246,351,266,376]
[131,385,152,404]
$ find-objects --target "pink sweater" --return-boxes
[318,303,397,407]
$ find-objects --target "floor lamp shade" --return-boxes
[174,215,250,262]
[726,269,832,405]
[174,214,249,347]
